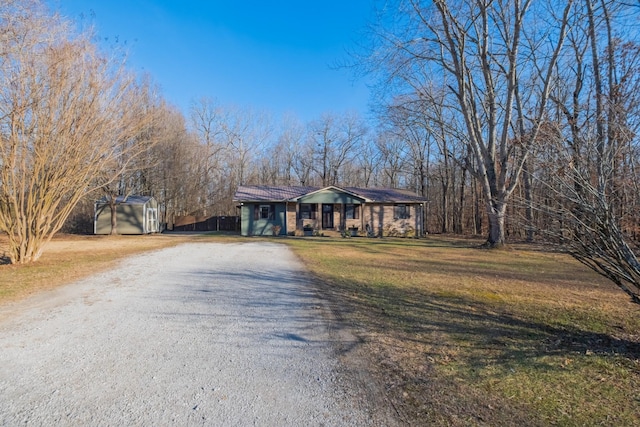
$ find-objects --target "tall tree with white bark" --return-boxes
[368,0,572,246]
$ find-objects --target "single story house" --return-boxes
[233,185,428,237]
[94,195,159,235]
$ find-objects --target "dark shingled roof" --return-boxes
[233,185,318,202]
[344,187,428,203]
[233,185,427,203]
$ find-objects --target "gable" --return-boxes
[297,188,366,204]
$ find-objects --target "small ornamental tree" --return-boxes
[0,0,158,263]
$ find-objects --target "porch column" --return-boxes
[361,202,366,236]
[285,201,298,234]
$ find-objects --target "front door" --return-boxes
[322,204,334,229]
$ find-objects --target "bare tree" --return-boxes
[538,0,640,303]
[98,79,165,235]
[262,113,305,185]
[383,94,452,231]
[309,114,340,186]
[278,114,306,185]
[352,135,382,187]
[291,138,316,186]
[190,97,226,214]
[221,107,272,188]
[369,0,572,246]
[144,105,200,226]
[308,112,367,186]
[375,129,408,188]
[0,0,159,263]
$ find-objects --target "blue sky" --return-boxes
[51,1,375,122]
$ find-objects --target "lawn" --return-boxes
[286,236,640,426]
[1,233,638,425]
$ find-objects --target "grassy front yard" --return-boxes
[1,233,638,425]
[286,236,640,426]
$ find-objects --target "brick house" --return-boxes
[233,185,428,237]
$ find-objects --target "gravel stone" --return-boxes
[0,242,396,426]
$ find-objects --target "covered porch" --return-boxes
[287,187,369,236]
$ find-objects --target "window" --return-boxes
[394,204,410,219]
[254,204,275,220]
[260,205,271,219]
[300,203,317,219]
[345,204,360,220]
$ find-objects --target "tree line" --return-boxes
[2,0,640,303]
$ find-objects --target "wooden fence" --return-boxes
[171,215,240,232]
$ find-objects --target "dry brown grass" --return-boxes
[0,233,194,302]
[287,236,640,426]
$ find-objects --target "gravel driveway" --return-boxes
[0,242,396,426]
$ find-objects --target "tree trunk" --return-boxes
[486,201,506,248]
[109,195,118,235]
[523,159,534,242]
[441,180,449,233]
[457,166,467,234]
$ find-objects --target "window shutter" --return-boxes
[254,205,259,220]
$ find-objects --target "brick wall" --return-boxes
[362,204,420,237]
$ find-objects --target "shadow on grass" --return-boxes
[288,236,640,424]
[319,275,640,365]
[0,255,10,265]
[312,272,640,425]
[290,237,638,360]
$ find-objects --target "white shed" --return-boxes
[94,195,159,235]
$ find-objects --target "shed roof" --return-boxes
[96,195,155,205]
[233,185,427,203]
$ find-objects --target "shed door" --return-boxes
[322,204,334,229]
[147,208,158,233]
